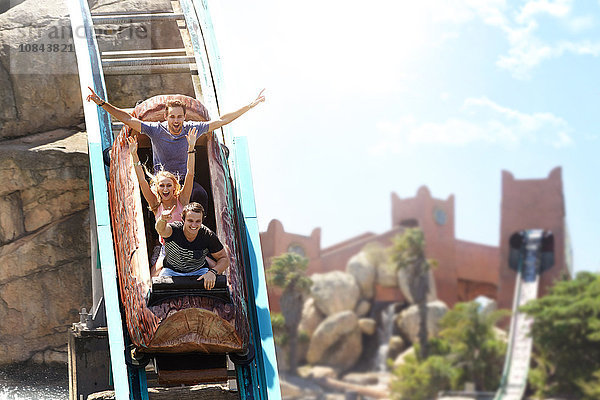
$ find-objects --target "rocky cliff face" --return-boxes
[0,0,197,365]
[0,0,194,141]
[0,129,91,364]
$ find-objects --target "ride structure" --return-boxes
[493,229,554,400]
[67,0,280,399]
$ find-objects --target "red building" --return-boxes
[261,167,572,312]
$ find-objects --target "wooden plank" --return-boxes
[101,48,187,58]
[92,12,183,24]
[103,64,197,75]
[67,1,130,398]
[102,56,196,67]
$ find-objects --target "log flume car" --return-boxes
[108,94,250,360]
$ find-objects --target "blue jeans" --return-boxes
[159,266,209,277]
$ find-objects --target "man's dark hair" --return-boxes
[182,202,204,221]
[165,99,187,116]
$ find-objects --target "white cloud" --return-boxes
[429,0,599,78]
[565,15,595,33]
[516,0,573,24]
[498,38,600,78]
[370,97,572,154]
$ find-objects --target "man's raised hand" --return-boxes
[160,205,175,222]
[86,87,103,105]
[249,89,266,108]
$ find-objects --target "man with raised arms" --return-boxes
[86,88,265,207]
[155,202,228,289]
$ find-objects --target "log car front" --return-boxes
[107,95,250,368]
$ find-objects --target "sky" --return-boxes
[207,0,599,274]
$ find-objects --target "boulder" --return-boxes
[392,346,415,369]
[342,372,379,385]
[297,365,339,380]
[376,261,398,288]
[396,300,449,345]
[298,297,324,337]
[388,336,406,359]
[355,299,371,317]
[480,298,498,315]
[279,380,304,399]
[345,252,376,299]
[306,311,362,372]
[358,318,376,335]
[0,129,91,364]
[0,0,195,140]
[310,271,360,317]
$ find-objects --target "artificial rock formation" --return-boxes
[0,0,201,366]
[0,129,91,364]
[358,318,376,336]
[346,252,376,299]
[395,300,449,345]
[298,297,325,337]
[375,261,398,288]
[306,310,362,372]
[310,271,360,317]
[0,0,195,140]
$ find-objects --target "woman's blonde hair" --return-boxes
[145,167,182,211]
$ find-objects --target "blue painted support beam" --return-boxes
[67,0,130,398]
[234,136,282,400]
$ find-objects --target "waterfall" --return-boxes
[373,303,397,372]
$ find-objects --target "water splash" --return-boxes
[373,303,397,372]
[0,363,67,400]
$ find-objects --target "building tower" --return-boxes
[391,186,458,307]
[497,167,572,310]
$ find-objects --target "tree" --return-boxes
[438,302,507,390]
[390,301,506,399]
[267,252,312,373]
[579,370,600,399]
[520,271,600,399]
[390,353,457,400]
[390,228,434,358]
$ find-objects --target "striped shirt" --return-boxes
[163,221,223,273]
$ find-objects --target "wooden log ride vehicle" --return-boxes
[107,95,251,384]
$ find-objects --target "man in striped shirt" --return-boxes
[155,202,228,290]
